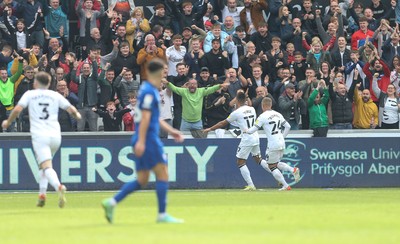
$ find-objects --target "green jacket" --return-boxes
[0,61,23,106]
[308,88,329,129]
[167,83,221,122]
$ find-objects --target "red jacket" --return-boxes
[351,29,375,50]
[363,59,390,101]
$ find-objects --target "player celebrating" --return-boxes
[246,97,300,191]
[204,91,272,190]
[2,72,82,207]
[101,59,185,224]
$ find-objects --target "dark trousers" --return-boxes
[313,127,328,137]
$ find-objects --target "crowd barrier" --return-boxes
[0,130,399,191]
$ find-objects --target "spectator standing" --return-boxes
[328,69,357,129]
[56,79,79,131]
[278,83,305,130]
[40,0,69,38]
[239,0,268,35]
[113,67,140,108]
[164,78,229,131]
[0,56,23,132]
[126,7,151,54]
[71,61,99,131]
[92,101,130,131]
[137,34,165,81]
[371,73,400,129]
[166,34,187,77]
[201,39,230,78]
[308,81,330,137]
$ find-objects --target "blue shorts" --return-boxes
[131,136,166,171]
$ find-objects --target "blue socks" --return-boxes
[113,180,168,213]
[114,180,141,203]
[156,181,168,214]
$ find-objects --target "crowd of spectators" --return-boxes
[0,0,399,135]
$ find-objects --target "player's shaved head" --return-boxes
[262,97,272,111]
[236,91,246,105]
[35,71,51,87]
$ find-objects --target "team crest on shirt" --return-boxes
[282,139,306,186]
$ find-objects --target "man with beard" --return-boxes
[163,78,229,131]
[220,0,244,28]
[200,39,230,78]
[353,71,379,129]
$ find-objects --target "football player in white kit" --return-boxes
[2,72,81,207]
[246,97,300,190]
[204,91,272,190]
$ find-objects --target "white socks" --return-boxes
[278,162,294,173]
[239,165,254,187]
[271,169,288,188]
[259,159,271,173]
[38,169,48,195]
[44,168,61,191]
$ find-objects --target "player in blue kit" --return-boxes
[102,59,184,224]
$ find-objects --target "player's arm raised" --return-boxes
[1,105,23,130]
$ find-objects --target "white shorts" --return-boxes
[236,145,261,160]
[32,136,61,165]
[265,149,284,164]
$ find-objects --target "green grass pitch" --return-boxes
[1,189,399,244]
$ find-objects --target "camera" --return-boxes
[314,2,323,10]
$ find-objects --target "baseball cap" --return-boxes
[285,83,295,89]
[182,27,192,32]
[200,67,209,72]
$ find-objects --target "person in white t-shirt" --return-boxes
[2,72,81,207]
[204,90,271,190]
[246,97,300,191]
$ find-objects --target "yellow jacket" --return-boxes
[11,53,38,94]
[353,89,379,129]
[125,18,151,54]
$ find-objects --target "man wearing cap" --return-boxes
[197,67,212,87]
[201,39,230,78]
[278,83,305,130]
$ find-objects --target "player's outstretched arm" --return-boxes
[66,106,82,120]
[159,119,184,143]
[203,120,229,133]
[246,125,260,134]
[1,105,23,130]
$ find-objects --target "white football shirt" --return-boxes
[227,105,259,146]
[254,110,288,150]
[17,89,71,137]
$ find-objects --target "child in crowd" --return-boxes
[122,92,137,131]
[93,101,131,131]
[292,51,307,82]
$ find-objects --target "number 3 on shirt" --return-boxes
[39,103,49,120]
